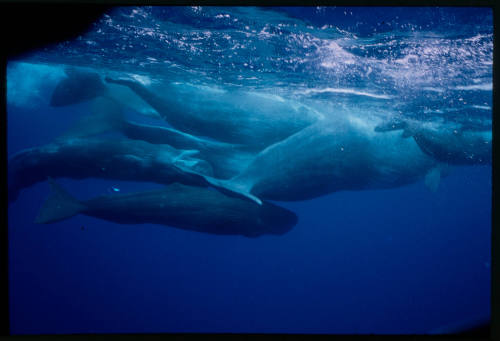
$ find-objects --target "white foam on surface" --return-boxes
[454,83,492,91]
[471,105,491,110]
[300,87,392,99]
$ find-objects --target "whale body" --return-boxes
[8,136,212,203]
[35,180,297,237]
[63,97,259,179]
[375,118,492,165]
[196,115,440,204]
[50,68,161,119]
[105,77,322,147]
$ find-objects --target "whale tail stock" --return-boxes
[35,178,86,224]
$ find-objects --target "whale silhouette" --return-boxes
[35,179,297,237]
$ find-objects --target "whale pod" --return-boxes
[61,97,259,179]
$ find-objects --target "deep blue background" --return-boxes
[8,101,491,334]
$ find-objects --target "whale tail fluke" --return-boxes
[35,178,86,224]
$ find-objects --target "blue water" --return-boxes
[7,6,492,335]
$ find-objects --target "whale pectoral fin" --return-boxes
[176,158,214,177]
[173,161,262,205]
[424,167,441,193]
[179,149,200,158]
[204,177,262,206]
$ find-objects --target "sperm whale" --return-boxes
[104,77,323,147]
[187,115,441,205]
[375,118,492,165]
[35,180,298,237]
[8,136,212,203]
